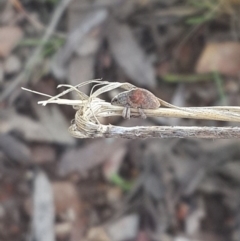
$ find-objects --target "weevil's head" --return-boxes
[111,94,121,106]
[111,91,129,106]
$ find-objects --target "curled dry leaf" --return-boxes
[196,42,240,77]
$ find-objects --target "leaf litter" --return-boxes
[2,1,240,241]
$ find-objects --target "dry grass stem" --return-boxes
[23,80,240,139]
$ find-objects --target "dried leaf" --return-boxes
[58,139,128,176]
[107,19,155,87]
[52,182,80,216]
[33,104,75,145]
[66,1,102,98]
[196,42,240,77]
[0,109,61,142]
[0,26,23,58]
[0,108,74,144]
[52,9,107,79]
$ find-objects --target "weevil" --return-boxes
[111,88,161,119]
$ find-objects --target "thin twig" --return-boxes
[69,124,240,139]
[0,0,73,102]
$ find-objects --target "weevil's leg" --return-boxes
[138,108,146,119]
[122,106,131,119]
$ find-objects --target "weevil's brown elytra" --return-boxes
[111,88,160,119]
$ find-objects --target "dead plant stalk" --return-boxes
[22,80,240,139]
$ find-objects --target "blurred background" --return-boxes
[1,0,240,240]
